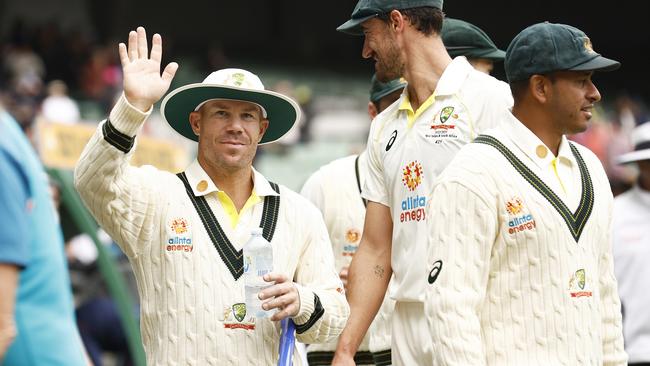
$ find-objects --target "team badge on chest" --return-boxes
[426,105,460,141]
[568,269,593,298]
[223,303,256,330]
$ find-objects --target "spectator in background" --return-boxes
[2,35,46,87]
[0,108,88,364]
[607,100,641,195]
[79,45,122,113]
[442,17,506,75]
[41,80,81,124]
[612,122,650,366]
[65,230,134,366]
[570,107,637,196]
[273,79,303,148]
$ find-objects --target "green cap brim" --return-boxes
[336,14,378,35]
[370,78,407,102]
[160,84,301,145]
[569,54,621,72]
[474,48,506,61]
[447,47,506,61]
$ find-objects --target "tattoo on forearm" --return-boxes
[374,265,385,279]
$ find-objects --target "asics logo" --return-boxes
[428,260,443,284]
[386,130,397,151]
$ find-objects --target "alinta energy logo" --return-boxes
[400,161,426,223]
[167,217,193,252]
[343,228,361,257]
[505,197,524,215]
[402,161,423,191]
[170,218,189,234]
[505,197,536,235]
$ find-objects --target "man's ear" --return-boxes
[529,75,550,104]
[388,10,405,32]
[189,111,201,136]
[368,101,378,120]
[258,119,270,142]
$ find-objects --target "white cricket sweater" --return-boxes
[425,112,627,365]
[300,153,394,365]
[74,95,349,366]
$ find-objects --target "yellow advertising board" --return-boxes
[37,120,190,173]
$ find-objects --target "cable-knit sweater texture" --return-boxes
[74,95,349,365]
[425,118,626,365]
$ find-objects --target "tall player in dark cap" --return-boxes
[425,22,626,365]
[334,0,513,364]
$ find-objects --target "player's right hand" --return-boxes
[118,26,178,112]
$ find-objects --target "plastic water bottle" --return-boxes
[244,227,273,318]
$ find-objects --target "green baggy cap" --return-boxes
[442,18,505,61]
[369,75,407,102]
[505,22,620,82]
[337,0,443,35]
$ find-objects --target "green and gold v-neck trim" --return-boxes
[474,135,594,242]
[176,172,280,280]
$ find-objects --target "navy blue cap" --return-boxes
[337,0,443,35]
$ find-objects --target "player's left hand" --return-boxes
[259,273,301,321]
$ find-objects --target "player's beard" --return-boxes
[375,39,404,82]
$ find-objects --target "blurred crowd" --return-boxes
[0,19,121,128]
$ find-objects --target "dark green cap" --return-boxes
[369,74,407,102]
[337,0,443,35]
[442,18,505,61]
[505,22,620,82]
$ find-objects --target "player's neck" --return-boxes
[512,106,563,157]
[200,158,255,211]
[403,35,451,110]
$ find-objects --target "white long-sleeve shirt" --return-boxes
[300,153,394,365]
[425,112,627,365]
[612,185,650,363]
[74,95,349,366]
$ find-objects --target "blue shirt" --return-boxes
[0,112,86,365]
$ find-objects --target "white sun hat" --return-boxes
[617,122,650,164]
[160,68,301,145]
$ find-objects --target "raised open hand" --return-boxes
[118,27,178,112]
